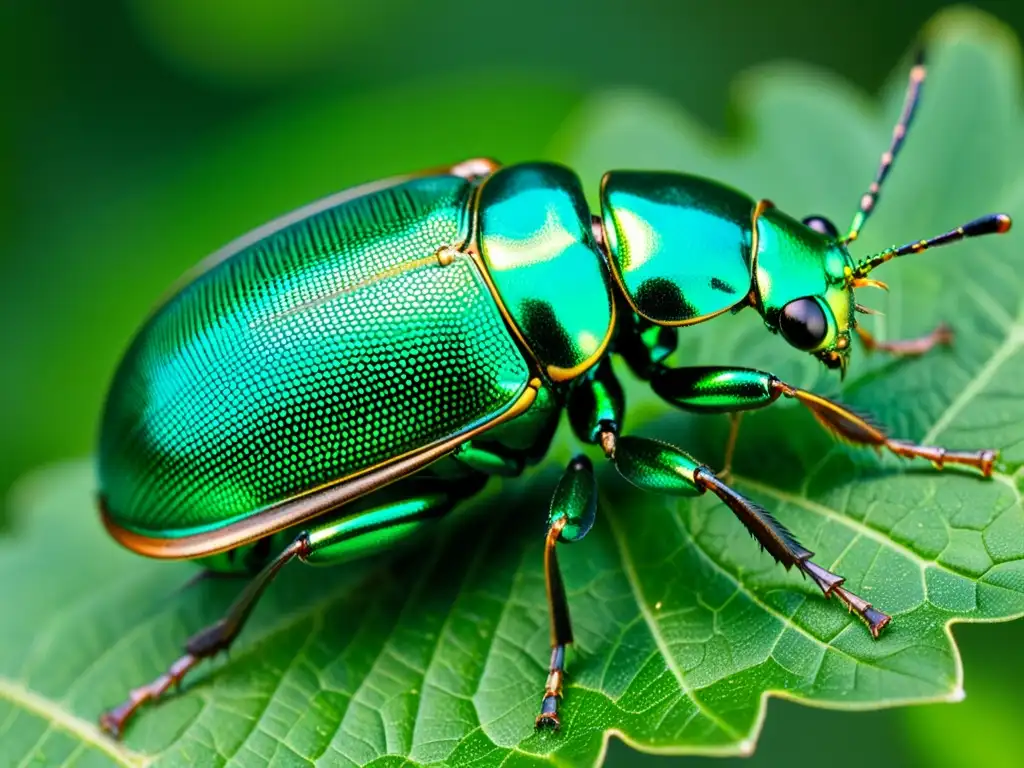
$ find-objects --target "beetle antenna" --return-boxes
[851,213,1012,278]
[843,51,926,245]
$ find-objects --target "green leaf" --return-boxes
[3,8,1024,766]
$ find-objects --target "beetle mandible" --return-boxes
[96,55,1011,736]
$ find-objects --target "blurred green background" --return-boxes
[3,1,1022,766]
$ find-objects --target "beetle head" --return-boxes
[745,54,1011,379]
[749,202,856,376]
[749,200,1012,378]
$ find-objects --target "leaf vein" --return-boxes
[0,677,149,768]
[923,322,1024,444]
[409,522,498,759]
[668,503,944,689]
[735,475,971,581]
[222,611,325,763]
[605,509,744,741]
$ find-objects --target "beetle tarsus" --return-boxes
[100,618,246,737]
[536,696,562,731]
[535,644,566,731]
[798,558,890,638]
[885,440,997,477]
[856,323,953,357]
[834,585,892,638]
[691,468,892,639]
[537,476,586,733]
[100,615,245,738]
[99,652,200,739]
[776,381,999,477]
[99,537,306,738]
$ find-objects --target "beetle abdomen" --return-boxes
[99,174,531,537]
[600,171,754,325]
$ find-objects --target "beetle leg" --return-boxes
[451,441,524,477]
[651,365,998,477]
[536,456,597,730]
[771,380,998,476]
[609,433,890,637]
[537,519,572,730]
[856,323,953,357]
[99,535,308,738]
[100,477,479,739]
[720,412,743,479]
[693,470,890,637]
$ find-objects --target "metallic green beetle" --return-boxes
[97,58,1011,737]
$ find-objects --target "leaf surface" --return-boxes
[2,9,1024,767]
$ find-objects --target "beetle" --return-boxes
[97,55,1011,737]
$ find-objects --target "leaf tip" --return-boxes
[946,685,967,703]
[923,5,1021,68]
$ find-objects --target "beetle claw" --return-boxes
[535,697,561,731]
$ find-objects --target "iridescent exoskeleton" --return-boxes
[96,56,1010,736]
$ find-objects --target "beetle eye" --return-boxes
[802,215,839,239]
[779,297,828,350]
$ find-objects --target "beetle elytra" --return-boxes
[97,55,1010,736]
